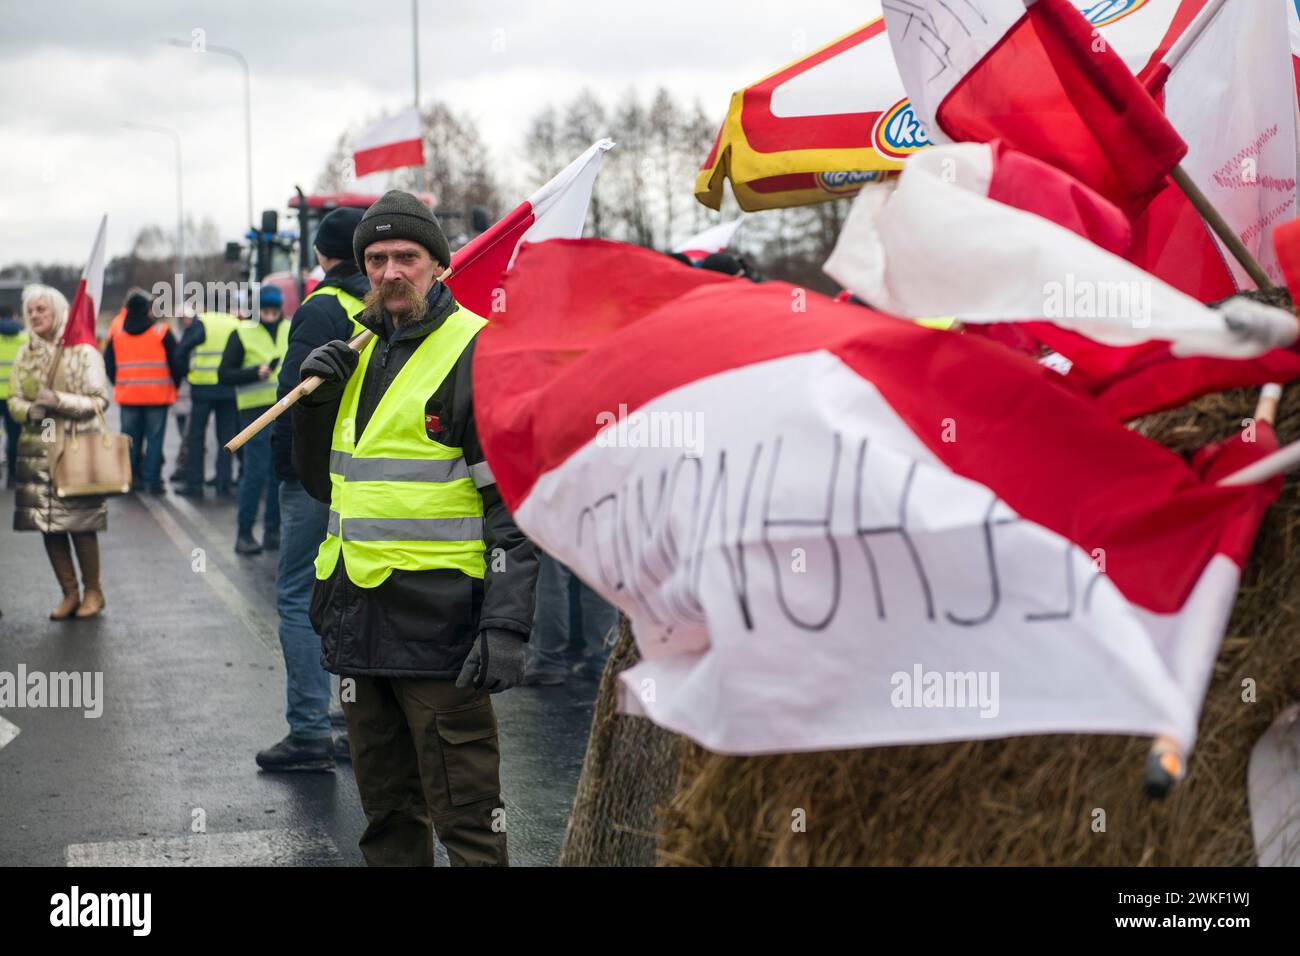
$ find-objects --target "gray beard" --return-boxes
[362,285,428,327]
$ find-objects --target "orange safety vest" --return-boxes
[112,323,177,405]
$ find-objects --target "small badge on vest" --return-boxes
[424,397,445,440]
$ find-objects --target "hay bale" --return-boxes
[569,288,1300,865]
[656,391,1300,866]
[558,617,683,866]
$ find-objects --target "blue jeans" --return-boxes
[275,480,332,738]
[185,393,238,490]
[236,407,280,535]
[119,404,168,489]
[529,552,618,676]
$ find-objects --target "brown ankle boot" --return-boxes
[43,533,80,620]
[72,532,105,619]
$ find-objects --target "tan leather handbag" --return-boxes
[50,409,133,497]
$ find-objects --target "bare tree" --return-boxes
[560,89,610,236]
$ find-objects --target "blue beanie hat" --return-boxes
[257,285,284,309]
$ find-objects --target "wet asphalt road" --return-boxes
[0,410,597,866]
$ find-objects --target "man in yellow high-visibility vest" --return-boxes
[292,191,538,867]
[0,303,29,487]
[175,304,241,497]
[219,284,288,555]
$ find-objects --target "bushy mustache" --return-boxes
[363,278,428,324]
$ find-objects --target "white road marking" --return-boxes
[0,715,19,750]
[65,828,339,867]
[135,493,281,658]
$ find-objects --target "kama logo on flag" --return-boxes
[473,239,1281,756]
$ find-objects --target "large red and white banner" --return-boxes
[474,240,1279,755]
[352,107,425,178]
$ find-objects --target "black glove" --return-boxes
[300,339,359,403]
[455,629,527,694]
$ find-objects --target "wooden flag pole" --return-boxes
[224,265,454,454]
[1169,166,1273,290]
[1144,383,1285,799]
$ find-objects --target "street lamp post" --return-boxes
[121,121,184,290]
[166,38,253,230]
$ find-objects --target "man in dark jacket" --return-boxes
[292,191,538,866]
[257,207,368,774]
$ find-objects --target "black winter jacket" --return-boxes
[273,263,370,481]
[292,280,538,679]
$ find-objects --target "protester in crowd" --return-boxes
[523,552,619,685]
[0,303,28,488]
[7,284,111,619]
[219,285,287,555]
[293,191,538,865]
[103,289,183,493]
[257,207,368,773]
[174,303,240,497]
[169,308,195,483]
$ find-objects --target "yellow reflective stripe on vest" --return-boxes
[234,318,289,410]
[315,306,488,589]
[328,448,471,483]
[188,313,238,386]
[326,510,483,542]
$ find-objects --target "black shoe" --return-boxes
[174,485,204,498]
[333,730,351,762]
[215,485,234,499]
[256,734,334,773]
[205,476,217,487]
[146,485,165,495]
[168,468,185,482]
[235,531,263,555]
[262,529,280,551]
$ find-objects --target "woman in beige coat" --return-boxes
[7,284,111,619]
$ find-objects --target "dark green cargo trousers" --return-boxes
[342,675,507,866]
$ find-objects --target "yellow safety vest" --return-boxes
[301,284,366,333]
[188,312,239,386]
[0,330,28,401]
[315,306,488,589]
[233,319,290,410]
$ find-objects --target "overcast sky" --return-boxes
[2,0,881,266]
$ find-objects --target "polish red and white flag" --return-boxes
[884,0,1187,214]
[63,214,106,348]
[447,139,614,317]
[473,239,1280,756]
[671,217,745,262]
[883,0,1298,298]
[352,107,425,178]
[823,142,1297,358]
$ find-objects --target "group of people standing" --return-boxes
[4,196,618,866]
